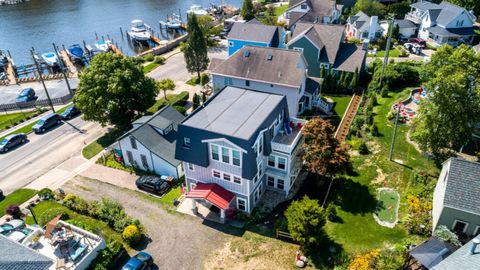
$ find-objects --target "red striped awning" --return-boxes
[186,183,235,210]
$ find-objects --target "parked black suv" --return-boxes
[0,133,27,153]
[135,175,171,195]
[60,106,81,120]
[32,113,62,134]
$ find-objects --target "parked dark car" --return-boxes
[15,88,36,103]
[408,38,426,48]
[32,113,62,134]
[121,251,154,270]
[60,106,81,120]
[136,175,171,196]
[0,133,27,153]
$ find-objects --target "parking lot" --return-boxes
[0,78,78,104]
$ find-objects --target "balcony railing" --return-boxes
[271,118,306,154]
[405,12,422,25]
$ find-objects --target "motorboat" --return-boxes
[187,5,208,16]
[94,40,112,52]
[67,44,84,61]
[41,52,59,66]
[128,20,151,42]
[159,14,182,29]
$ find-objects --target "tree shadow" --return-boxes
[332,177,377,215]
[307,231,347,269]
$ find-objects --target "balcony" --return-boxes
[271,118,306,154]
[405,12,422,25]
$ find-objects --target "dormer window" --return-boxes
[183,137,191,148]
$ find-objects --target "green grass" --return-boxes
[56,104,74,115]
[376,189,399,223]
[274,4,289,16]
[369,48,401,58]
[143,62,160,73]
[0,188,37,215]
[0,110,39,130]
[324,95,352,127]
[147,91,189,114]
[82,128,125,159]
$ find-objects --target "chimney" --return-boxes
[470,237,480,254]
[368,16,378,41]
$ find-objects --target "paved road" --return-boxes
[0,115,104,194]
[0,78,78,104]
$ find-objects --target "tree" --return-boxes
[74,53,158,129]
[157,78,175,100]
[412,45,480,158]
[351,67,358,89]
[320,65,326,79]
[184,13,210,81]
[352,0,386,17]
[284,196,326,251]
[192,93,201,110]
[302,118,350,205]
[240,0,255,21]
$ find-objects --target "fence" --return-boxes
[138,34,188,57]
[0,93,73,112]
[276,230,293,240]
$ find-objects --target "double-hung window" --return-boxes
[267,176,275,187]
[232,150,241,166]
[130,137,137,150]
[277,179,285,190]
[213,170,221,178]
[140,154,148,169]
[278,157,287,170]
[237,198,247,211]
[268,156,275,167]
[221,147,230,163]
[211,144,220,161]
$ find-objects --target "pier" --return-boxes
[6,61,17,85]
[138,33,188,57]
[59,50,77,76]
[110,44,124,55]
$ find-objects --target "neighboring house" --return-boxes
[380,19,418,38]
[280,0,343,30]
[407,237,457,270]
[432,158,480,237]
[286,22,367,77]
[175,86,305,219]
[227,19,283,56]
[346,11,382,41]
[209,46,323,116]
[117,105,185,179]
[432,236,480,270]
[405,0,476,47]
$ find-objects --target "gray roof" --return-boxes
[182,86,285,140]
[410,1,475,27]
[347,11,371,32]
[287,0,340,27]
[427,26,475,37]
[0,234,53,270]
[305,77,320,95]
[333,43,367,72]
[227,20,278,44]
[210,46,305,88]
[119,106,185,166]
[409,237,457,269]
[432,237,480,270]
[395,19,417,29]
[442,158,480,214]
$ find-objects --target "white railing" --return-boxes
[271,118,306,154]
[405,13,422,24]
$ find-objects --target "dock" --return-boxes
[59,50,77,76]
[138,33,188,57]
[6,60,16,85]
[110,44,124,55]
[150,35,162,45]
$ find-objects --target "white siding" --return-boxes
[444,12,474,28]
[432,160,450,231]
[151,153,181,178]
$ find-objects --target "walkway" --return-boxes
[335,93,362,142]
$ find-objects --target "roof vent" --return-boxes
[243,50,250,57]
[471,237,480,254]
[266,54,273,61]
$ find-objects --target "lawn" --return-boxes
[369,48,401,58]
[274,4,289,16]
[146,91,189,114]
[324,95,352,127]
[375,189,400,223]
[0,110,39,130]
[82,128,125,159]
[143,62,160,73]
[0,188,37,216]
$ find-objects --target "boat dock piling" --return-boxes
[110,43,124,55]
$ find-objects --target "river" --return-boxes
[0,0,242,64]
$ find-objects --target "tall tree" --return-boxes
[351,67,358,89]
[184,13,210,80]
[240,0,255,21]
[284,196,326,251]
[74,52,158,129]
[412,45,480,158]
[352,0,386,17]
[157,78,175,100]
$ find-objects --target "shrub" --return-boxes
[380,84,389,97]
[98,198,124,227]
[38,208,70,226]
[200,73,210,85]
[143,53,154,62]
[88,200,101,217]
[359,142,369,155]
[433,225,461,246]
[154,56,166,64]
[173,105,187,115]
[6,204,21,218]
[326,204,338,222]
[371,124,379,137]
[71,197,90,215]
[89,239,123,270]
[122,224,142,245]
[351,117,365,132]
[63,194,77,207]
[365,111,374,126]
[38,188,54,200]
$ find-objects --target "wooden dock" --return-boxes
[59,50,77,76]
[5,61,16,85]
[150,35,162,45]
[110,44,123,55]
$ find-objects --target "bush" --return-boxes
[122,224,142,245]
[371,124,379,136]
[365,111,374,126]
[97,198,124,227]
[380,84,389,97]
[89,239,123,270]
[38,188,54,200]
[359,142,369,155]
[143,53,154,62]
[154,56,166,64]
[63,194,77,206]
[326,204,338,222]
[173,105,187,115]
[200,73,210,85]
[433,225,461,246]
[6,204,20,218]
[38,208,70,226]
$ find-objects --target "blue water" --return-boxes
[0,0,241,64]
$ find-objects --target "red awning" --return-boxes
[186,183,235,210]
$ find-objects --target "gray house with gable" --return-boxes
[175,87,305,216]
[432,158,480,237]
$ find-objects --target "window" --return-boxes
[270,84,274,88]
[233,176,242,184]
[301,3,307,9]
[211,144,219,161]
[298,102,304,113]
[126,151,134,165]
[223,173,231,181]
[229,41,233,47]
[237,198,247,211]
[258,137,263,155]
[277,179,285,190]
[253,175,258,184]
[222,147,230,163]
[129,137,137,150]
[245,80,250,87]
[452,220,469,234]
[267,176,275,187]
[268,156,276,167]
[278,157,287,170]
[232,150,241,166]
[187,163,194,171]
[140,154,148,169]
[258,162,263,178]
[183,137,191,148]
[213,170,221,178]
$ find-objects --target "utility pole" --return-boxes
[379,13,395,86]
[30,48,55,113]
[389,106,400,161]
[53,43,73,96]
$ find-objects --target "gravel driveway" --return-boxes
[62,176,234,270]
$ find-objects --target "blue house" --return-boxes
[227,19,283,56]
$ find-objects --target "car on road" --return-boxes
[121,251,154,270]
[0,133,27,153]
[15,88,36,103]
[136,175,171,196]
[32,113,62,134]
[60,106,81,120]
[0,224,14,235]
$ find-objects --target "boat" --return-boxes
[128,20,151,42]
[187,5,208,16]
[94,40,112,52]
[41,52,59,66]
[159,14,182,29]
[67,44,84,61]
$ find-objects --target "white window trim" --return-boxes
[267,155,288,171]
[237,197,248,212]
[233,176,242,184]
[211,144,220,161]
[292,47,304,52]
[474,225,480,236]
[212,170,221,179]
[187,163,195,171]
[452,219,469,233]
[209,143,242,167]
[212,169,243,185]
